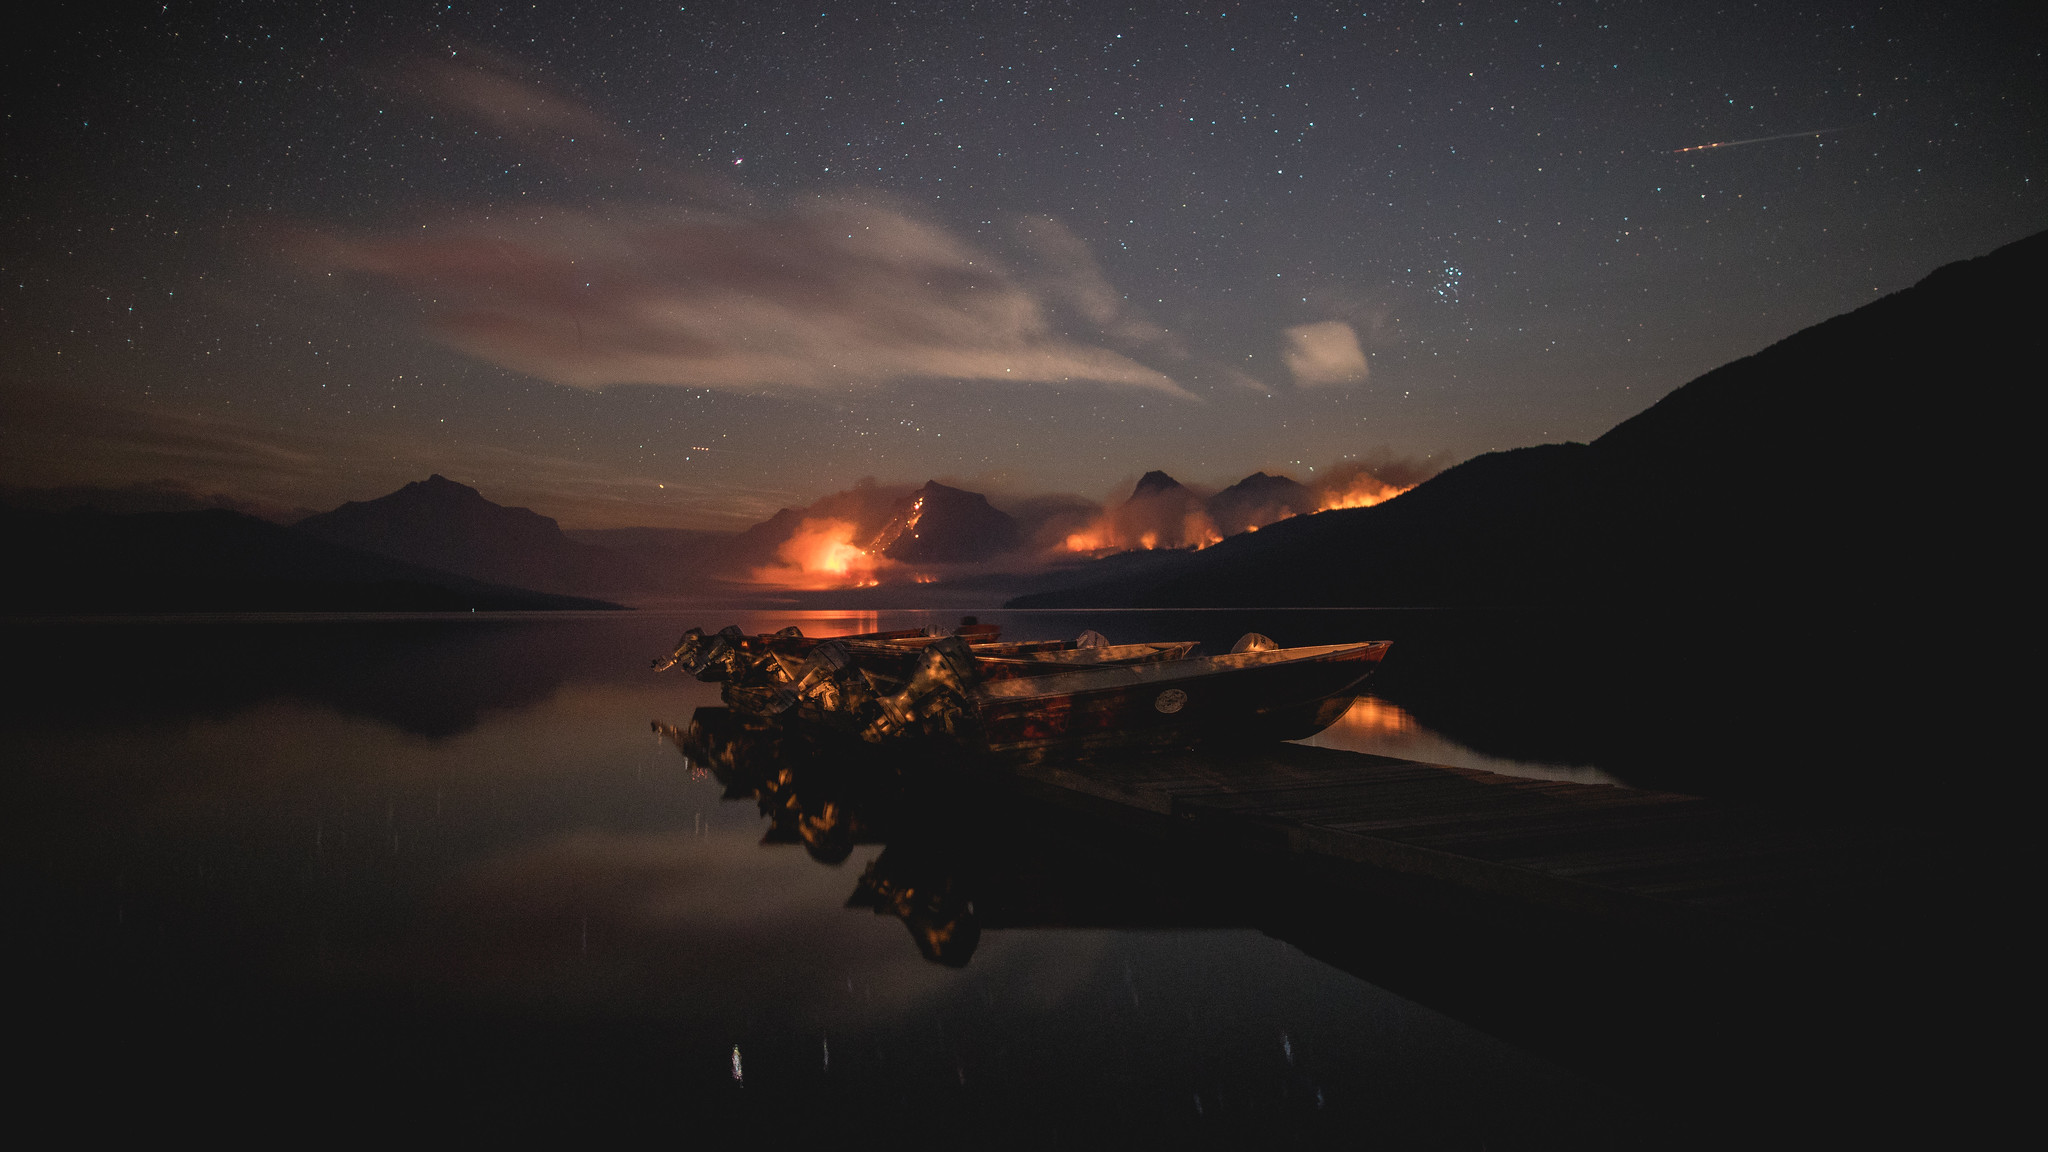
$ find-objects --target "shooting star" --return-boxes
[1673,128,1838,154]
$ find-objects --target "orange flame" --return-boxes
[1057,470,1415,555]
[866,495,925,553]
[1316,473,1411,511]
[1062,509,1222,555]
[751,517,892,589]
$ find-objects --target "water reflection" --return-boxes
[636,672,1992,1147]
[0,609,1652,786]
[658,706,1258,971]
[4,613,633,737]
[8,611,1935,1141]
[1305,696,1624,787]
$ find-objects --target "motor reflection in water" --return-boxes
[657,705,1247,968]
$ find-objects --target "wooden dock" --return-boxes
[1004,741,1930,943]
[990,741,2009,1131]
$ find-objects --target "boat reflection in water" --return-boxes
[652,618,1392,973]
[657,705,1252,969]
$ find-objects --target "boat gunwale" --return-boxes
[973,641,1389,701]
[974,641,1195,669]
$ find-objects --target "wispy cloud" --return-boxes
[293,56,1193,401]
[1281,321,1369,386]
[1014,215,1187,360]
[411,51,619,151]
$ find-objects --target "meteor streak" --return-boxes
[1673,127,1837,154]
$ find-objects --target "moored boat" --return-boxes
[973,640,1391,758]
[654,621,1390,757]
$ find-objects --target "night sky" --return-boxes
[4,1,2041,529]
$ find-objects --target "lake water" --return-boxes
[0,610,1764,1141]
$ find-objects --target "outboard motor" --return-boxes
[867,635,983,743]
[691,625,751,683]
[652,627,709,673]
[729,645,802,718]
[792,640,878,728]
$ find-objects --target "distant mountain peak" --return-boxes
[1221,470,1304,493]
[292,475,634,595]
[1132,470,1185,499]
[1206,470,1314,535]
[394,474,490,503]
[881,480,1020,563]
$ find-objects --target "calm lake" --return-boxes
[0,608,1969,1143]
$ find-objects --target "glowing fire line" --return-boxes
[1060,474,1414,555]
[751,474,1419,587]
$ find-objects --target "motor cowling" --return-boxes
[866,636,983,743]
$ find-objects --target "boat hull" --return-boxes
[972,641,1389,759]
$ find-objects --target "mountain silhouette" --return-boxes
[1205,471,1315,535]
[1,479,310,523]
[2,506,619,612]
[1008,232,2041,807]
[1130,470,1187,499]
[1011,232,2041,612]
[721,478,1023,576]
[295,475,638,595]
[877,480,1021,564]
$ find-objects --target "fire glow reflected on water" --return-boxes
[1302,696,1625,787]
[735,609,883,636]
[1326,697,1424,736]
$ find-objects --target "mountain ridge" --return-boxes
[1010,231,2043,610]
[2,505,621,613]
[295,474,641,595]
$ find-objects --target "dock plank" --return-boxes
[1007,741,1916,938]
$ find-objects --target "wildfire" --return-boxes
[1062,510,1223,555]
[1055,462,1422,558]
[751,517,892,589]
[1058,471,1415,554]
[866,495,924,552]
[1316,473,1411,511]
